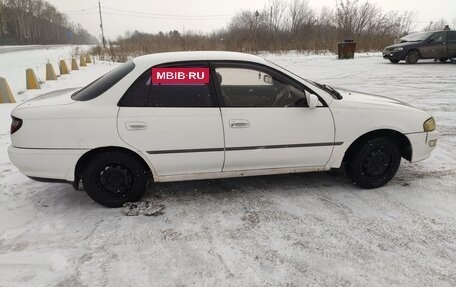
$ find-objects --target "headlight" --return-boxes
[423,117,436,132]
[393,47,404,51]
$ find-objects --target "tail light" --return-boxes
[11,116,23,134]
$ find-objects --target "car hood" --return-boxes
[15,88,80,110]
[336,89,417,110]
[384,42,416,50]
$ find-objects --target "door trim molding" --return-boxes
[147,142,343,155]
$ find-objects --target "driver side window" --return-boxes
[429,32,446,42]
[214,67,306,107]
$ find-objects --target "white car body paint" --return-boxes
[8,51,437,184]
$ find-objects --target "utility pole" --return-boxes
[270,6,273,32]
[98,0,106,48]
[254,10,259,51]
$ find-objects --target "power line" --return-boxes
[99,11,232,20]
[62,7,98,13]
[101,6,234,19]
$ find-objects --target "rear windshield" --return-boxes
[71,61,135,101]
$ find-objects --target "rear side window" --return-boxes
[72,61,135,101]
[448,31,456,41]
[119,66,216,107]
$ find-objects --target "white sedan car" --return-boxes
[8,51,438,207]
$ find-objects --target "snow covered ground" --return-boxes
[0,49,456,286]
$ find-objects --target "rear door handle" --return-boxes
[229,119,250,128]
[126,121,148,130]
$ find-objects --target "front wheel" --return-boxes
[82,151,148,207]
[405,51,419,64]
[345,137,401,189]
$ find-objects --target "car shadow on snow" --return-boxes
[26,163,447,209]
[145,171,354,201]
[389,60,456,65]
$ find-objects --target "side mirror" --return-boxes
[427,38,434,43]
[306,93,319,109]
[263,74,273,84]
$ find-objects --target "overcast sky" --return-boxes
[46,0,456,40]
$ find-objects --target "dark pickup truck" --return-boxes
[383,30,456,64]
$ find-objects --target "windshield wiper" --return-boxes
[322,84,343,99]
[310,80,342,99]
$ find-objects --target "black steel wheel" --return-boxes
[405,50,419,64]
[82,150,148,207]
[345,137,401,189]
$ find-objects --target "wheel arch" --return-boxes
[407,48,420,55]
[74,146,154,187]
[342,129,412,164]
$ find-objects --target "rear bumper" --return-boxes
[406,131,438,162]
[7,145,87,181]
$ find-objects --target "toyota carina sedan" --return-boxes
[8,51,438,207]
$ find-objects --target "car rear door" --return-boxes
[117,62,225,177]
[212,62,335,172]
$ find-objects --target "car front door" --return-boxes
[117,62,224,177]
[420,31,448,59]
[212,62,335,172]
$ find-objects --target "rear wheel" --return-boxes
[405,51,419,64]
[389,59,400,64]
[345,137,401,189]
[82,151,148,207]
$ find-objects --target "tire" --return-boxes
[345,137,401,189]
[389,59,400,64]
[439,58,448,63]
[405,50,419,64]
[81,151,148,207]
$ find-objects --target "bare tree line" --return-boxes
[96,0,424,61]
[220,0,418,52]
[77,0,456,63]
[0,0,97,45]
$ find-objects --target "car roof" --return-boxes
[132,51,268,69]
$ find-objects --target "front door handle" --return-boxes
[126,121,148,130]
[229,119,250,128]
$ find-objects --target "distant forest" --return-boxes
[0,0,97,45]
[94,0,454,62]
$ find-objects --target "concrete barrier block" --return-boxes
[59,59,69,74]
[85,54,92,64]
[71,58,79,71]
[80,56,87,67]
[46,63,57,81]
[26,68,41,89]
[0,77,16,103]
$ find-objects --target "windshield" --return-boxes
[400,32,434,42]
[71,61,135,101]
